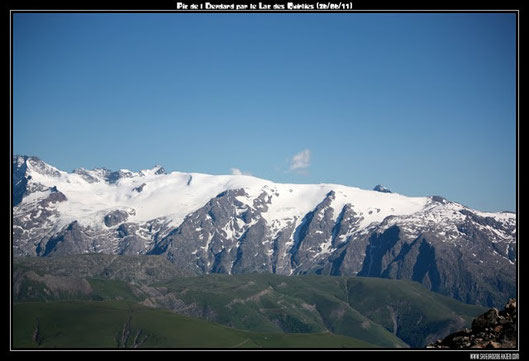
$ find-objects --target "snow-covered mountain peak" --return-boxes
[12,155,516,240]
[139,165,167,176]
[13,155,436,230]
[23,155,63,178]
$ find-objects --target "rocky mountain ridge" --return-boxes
[11,155,517,308]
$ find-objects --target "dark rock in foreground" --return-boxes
[427,298,517,349]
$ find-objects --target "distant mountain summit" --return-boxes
[12,155,516,308]
[373,184,392,193]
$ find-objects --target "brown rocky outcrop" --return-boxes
[427,298,517,349]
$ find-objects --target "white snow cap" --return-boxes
[16,156,515,231]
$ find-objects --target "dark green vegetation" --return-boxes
[12,254,487,349]
[13,301,374,349]
[154,274,485,348]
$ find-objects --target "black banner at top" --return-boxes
[5,0,525,11]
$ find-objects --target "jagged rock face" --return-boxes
[104,210,130,227]
[11,155,517,308]
[373,184,392,193]
[428,299,517,349]
[150,189,275,275]
[289,191,338,274]
[12,181,68,257]
[13,155,62,206]
[348,211,516,308]
[13,156,29,206]
[133,183,146,193]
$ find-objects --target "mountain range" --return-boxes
[12,155,517,308]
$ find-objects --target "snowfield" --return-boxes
[22,158,430,230]
[20,156,514,235]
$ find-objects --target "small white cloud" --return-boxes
[230,168,252,176]
[289,149,311,172]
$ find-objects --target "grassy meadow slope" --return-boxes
[12,300,374,349]
[154,273,485,347]
[12,255,487,348]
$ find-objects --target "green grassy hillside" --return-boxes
[12,255,488,348]
[154,273,486,347]
[12,300,374,349]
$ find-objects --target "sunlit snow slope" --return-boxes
[16,155,431,231]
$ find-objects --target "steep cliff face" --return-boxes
[12,155,517,308]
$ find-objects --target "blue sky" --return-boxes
[13,12,516,212]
